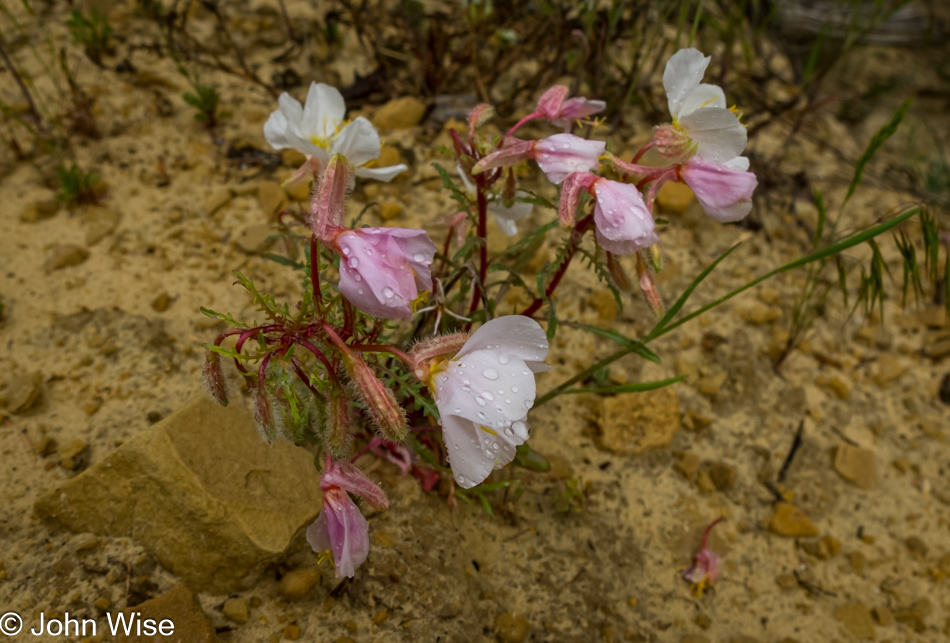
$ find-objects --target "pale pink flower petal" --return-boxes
[355,164,408,182]
[335,228,436,319]
[679,157,756,223]
[307,488,370,578]
[454,316,550,372]
[331,117,381,167]
[593,179,658,255]
[677,108,747,163]
[558,96,607,120]
[534,134,605,184]
[663,48,712,120]
[535,85,570,119]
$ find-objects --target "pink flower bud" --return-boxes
[253,390,279,444]
[535,85,570,119]
[533,134,605,184]
[636,252,664,315]
[467,103,494,137]
[677,157,756,223]
[345,354,408,442]
[535,85,605,126]
[409,333,470,379]
[202,351,229,406]
[592,178,658,255]
[606,252,631,291]
[322,387,352,459]
[334,227,436,319]
[653,123,696,162]
[471,139,535,175]
[311,154,350,241]
[558,171,598,228]
[682,517,724,596]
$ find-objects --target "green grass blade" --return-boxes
[843,98,912,207]
[559,375,686,396]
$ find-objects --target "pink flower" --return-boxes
[592,177,658,255]
[535,85,606,129]
[678,156,756,223]
[682,517,723,597]
[333,227,436,319]
[471,134,604,185]
[306,458,389,578]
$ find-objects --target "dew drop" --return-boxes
[342,246,351,255]
[521,370,529,376]
[357,288,364,295]
[498,354,510,365]
[477,411,486,420]
[511,386,519,393]
[354,274,362,282]
[349,258,359,268]
[482,391,494,401]
[455,408,462,414]
[492,442,499,450]
[456,474,465,484]
[383,287,394,298]
[483,368,499,381]
[505,399,511,404]
[504,427,513,437]
[475,397,486,407]
[523,400,531,408]
[497,389,504,394]
[562,143,570,149]
[413,253,425,262]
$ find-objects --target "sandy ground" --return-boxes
[2,2,950,642]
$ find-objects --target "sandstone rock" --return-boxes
[655,182,694,214]
[593,387,680,456]
[375,145,405,170]
[1,371,43,413]
[34,395,324,593]
[151,293,173,312]
[281,148,307,168]
[372,96,427,131]
[19,198,60,223]
[872,354,905,387]
[222,596,248,624]
[379,200,403,221]
[279,567,321,600]
[832,444,879,490]
[708,462,736,490]
[768,503,818,537]
[234,225,275,254]
[81,205,121,246]
[872,605,894,626]
[287,179,311,202]
[116,584,217,643]
[258,181,287,219]
[738,302,781,325]
[57,439,87,470]
[494,612,530,643]
[675,452,701,481]
[904,535,928,559]
[45,244,90,270]
[204,187,233,216]
[834,603,875,639]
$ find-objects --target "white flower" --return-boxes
[660,48,746,163]
[264,82,407,182]
[457,164,533,236]
[429,316,550,488]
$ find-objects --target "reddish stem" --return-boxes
[296,338,341,387]
[290,357,325,403]
[630,141,653,164]
[350,344,414,367]
[521,214,594,317]
[505,112,540,139]
[700,517,724,549]
[341,299,355,340]
[467,177,490,318]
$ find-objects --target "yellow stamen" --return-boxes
[424,356,448,390]
[480,426,498,436]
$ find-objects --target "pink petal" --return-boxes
[536,85,570,119]
[593,179,658,255]
[323,460,390,510]
[319,488,370,578]
[680,158,756,223]
[534,134,605,184]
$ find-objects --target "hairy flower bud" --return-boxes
[202,351,228,406]
[311,153,350,241]
[254,390,279,444]
[606,252,632,292]
[409,333,470,380]
[345,355,408,442]
[323,387,353,459]
[636,252,664,315]
[467,103,494,138]
[558,171,597,228]
[653,123,696,163]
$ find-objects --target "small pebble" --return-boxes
[222,597,248,624]
[279,568,321,600]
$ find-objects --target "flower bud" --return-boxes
[311,153,350,242]
[467,103,494,137]
[202,351,229,406]
[653,123,696,163]
[254,390,280,444]
[471,139,535,175]
[558,171,597,228]
[323,387,353,459]
[606,252,631,292]
[409,333,469,379]
[636,252,664,316]
[535,85,570,119]
[345,355,408,442]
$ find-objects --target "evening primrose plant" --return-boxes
[202,50,930,579]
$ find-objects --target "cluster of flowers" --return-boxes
[205,48,755,580]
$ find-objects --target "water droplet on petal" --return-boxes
[482,391,494,401]
[357,288,364,295]
[492,442,499,450]
[477,412,486,420]
[523,400,531,408]
[504,427,513,437]
[522,370,529,376]
[498,355,510,365]
[511,420,529,440]
[475,397,486,407]
[349,258,359,268]
[455,408,462,414]
[342,246,351,255]
[354,274,361,282]
[383,287,394,298]
[511,386,519,393]
[483,368,499,380]
[413,253,425,262]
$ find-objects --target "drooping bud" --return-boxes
[635,251,664,316]
[322,387,353,459]
[202,351,229,406]
[345,354,408,442]
[274,382,310,443]
[535,85,570,119]
[467,103,494,139]
[653,123,696,163]
[253,390,279,444]
[409,333,469,380]
[533,134,605,184]
[311,153,349,242]
[606,252,632,292]
[558,171,597,228]
[471,139,535,175]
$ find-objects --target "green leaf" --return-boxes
[843,98,912,207]
[513,444,550,472]
[559,375,686,396]
[813,190,826,247]
[566,322,661,364]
